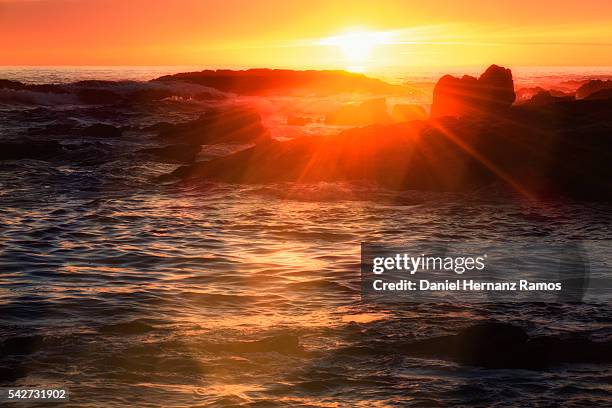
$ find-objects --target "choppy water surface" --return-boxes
[0,67,611,407]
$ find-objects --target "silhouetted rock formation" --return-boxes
[405,322,612,370]
[153,69,402,95]
[585,88,612,100]
[157,107,270,145]
[0,141,62,161]
[576,79,612,99]
[516,86,570,103]
[163,64,612,199]
[431,65,515,118]
[169,97,612,199]
[81,123,122,138]
[325,98,391,125]
[391,104,427,122]
[140,144,201,163]
[521,90,574,107]
[168,120,494,191]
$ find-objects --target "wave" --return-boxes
[0,79,230,106]
[0,88,79,106]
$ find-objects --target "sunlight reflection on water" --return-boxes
[0,65,610,406]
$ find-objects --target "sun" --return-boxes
[320,30,391,66]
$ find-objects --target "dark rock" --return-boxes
[170,96,612,199]
[158,107,269,145]
[431,64,515,118]
[80,123,122,138]
[405,322,612,370]
[408,322,529,368]
[153,68,403,95]
[585,88,612,100]
[516,86,547,102]
[576,79,612,99]
[391,103,427,122]
[516,86,570,102]
[558,79,589,92]
[521,90,574,107]
[169,120,493,191]
[0,140,62,161]
[325,98,391,125]
[140,144,201,163]
[165,64,612,200]
[478,64,516,106]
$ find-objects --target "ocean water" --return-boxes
[3,65,612,85]
[0,67,611,407]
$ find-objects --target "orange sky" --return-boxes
[1,0,611,70]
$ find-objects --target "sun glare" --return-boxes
[320,30,391,66]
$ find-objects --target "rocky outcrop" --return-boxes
[576,79,612,99]
[168,119,494,191]
[325,98,391,125]
[153,63,611,199]
[404,322,612,370]
[430,65,515,118]
[516,86,572,103]
[391,104,427,122]
[168,94,612,199]
[585,88,612,100]
[158,107,270,145]
[153,69,403,95]
[520,91,575,107]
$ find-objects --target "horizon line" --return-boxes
[2,64,612,69]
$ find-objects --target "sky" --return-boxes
[1,0,612,70]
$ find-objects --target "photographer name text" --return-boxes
[373,279,562,292]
